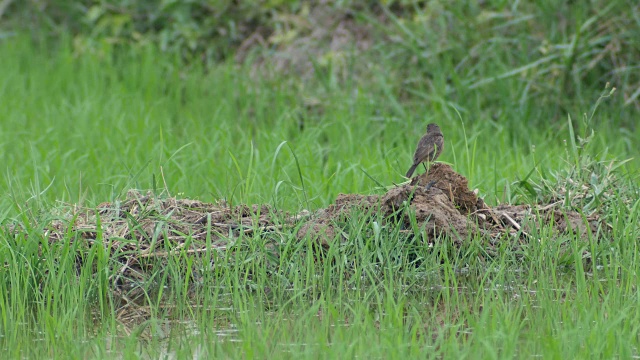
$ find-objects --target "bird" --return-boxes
[405,123,444,178]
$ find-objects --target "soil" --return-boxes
[7,163,606,300]
[40,163,603,254]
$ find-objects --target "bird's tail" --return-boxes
[405,164,418,178]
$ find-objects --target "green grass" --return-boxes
[1,11,640,358]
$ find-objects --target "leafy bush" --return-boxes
[2,0,638,112]
[3,0,304,61]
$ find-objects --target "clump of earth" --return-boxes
[8,163,604,298]
[40,163,601,256]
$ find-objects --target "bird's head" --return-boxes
[426,123,441,133]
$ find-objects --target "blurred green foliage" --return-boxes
[3,0,306,61]
[2,0,639,114]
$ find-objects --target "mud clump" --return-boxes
[37,164,604,254]
[298,164,485,244]
[296,163,603,247]
[409,162,483,213]
[8,163,607,297]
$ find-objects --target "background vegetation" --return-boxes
[0,0,639,358]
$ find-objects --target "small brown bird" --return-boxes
[405,123,444,178]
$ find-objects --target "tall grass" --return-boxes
[0,11,639,358]
[0,35,634,210]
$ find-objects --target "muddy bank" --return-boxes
[0,162,609,312]
[39,163,602,257]
[298,163,600,246]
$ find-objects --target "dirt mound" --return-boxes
[297,163,602,247]
[9,163,605,296]
[41,164,603,254]
[47,190,282,253]
[298,163,486,244]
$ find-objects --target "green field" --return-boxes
[1,2,640,358]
